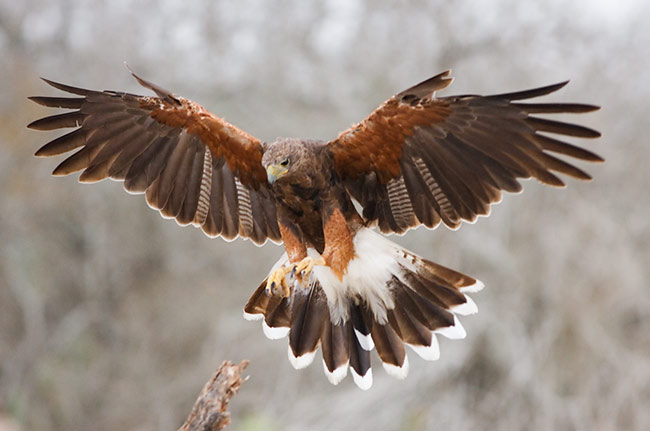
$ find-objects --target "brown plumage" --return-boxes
[29,68,602,389]
[29,75,277,244]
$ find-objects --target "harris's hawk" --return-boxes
[29,69,602,389]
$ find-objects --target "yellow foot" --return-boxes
[292,256,326,286]
[265,265,293,298]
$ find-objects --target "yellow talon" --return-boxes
[293,255,326,285]
[265,256,326,297]
[265,265,293,298]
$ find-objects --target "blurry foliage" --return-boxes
[1,0,649,430]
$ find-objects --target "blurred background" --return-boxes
[1,0,649,430]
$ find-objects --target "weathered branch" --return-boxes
[178,360,250,431]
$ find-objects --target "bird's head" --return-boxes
[264,153,292,185]
[262,138,321,185]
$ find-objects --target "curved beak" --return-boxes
[266,164,287,185]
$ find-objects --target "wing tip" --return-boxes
[40,77,60,88]
[493,80,571,101]
[125,62,178,102]
[26,119,41,130]
[580,104,601,113]
[556,80,570,89]
[437,69,453,84]
[592,153,605,163]
[588,129,603,139]
[398,69,454,100]
[38,77,91,96]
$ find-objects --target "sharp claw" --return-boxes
[266,256,324,297]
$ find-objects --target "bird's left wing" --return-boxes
[29,72,280,244]
[327,70,603,234]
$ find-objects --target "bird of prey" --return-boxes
[29,68,602,390]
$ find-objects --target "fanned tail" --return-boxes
[243,228,483,390]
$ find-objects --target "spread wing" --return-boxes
[328,70,603,234]
[29,71,280,245]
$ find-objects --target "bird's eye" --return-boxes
[280,158,290,167]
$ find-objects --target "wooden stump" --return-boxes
[178,360,250,431]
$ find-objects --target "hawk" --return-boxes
[29,69,602,390]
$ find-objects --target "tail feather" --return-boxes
[262,295,291,339]
[435,315,467,339]
[288,285,328,368]
[350,304,374,351]
[264,295,290,328]
[365,310,408,376]
[243,253,290,320]
[401,281,456,330]
[451,295,478,315]
[321,321,350,385]
[371,322,410,379]
[347,313,372,387]
[407,334,441,361]
[392,283,436,331]
[420,258,478,289]
[401,268,467,310]
[262,320,289,340]
[386,306,432,347]
[390,287,444,361]
[243,228,483,389]
[243,281,268,319]
[243,281,292,334]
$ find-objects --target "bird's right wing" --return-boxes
[29,71,280,245]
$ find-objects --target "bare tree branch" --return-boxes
[178,360,250,431]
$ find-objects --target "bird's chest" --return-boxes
[274,180,325,221]
[272,174,349,248]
